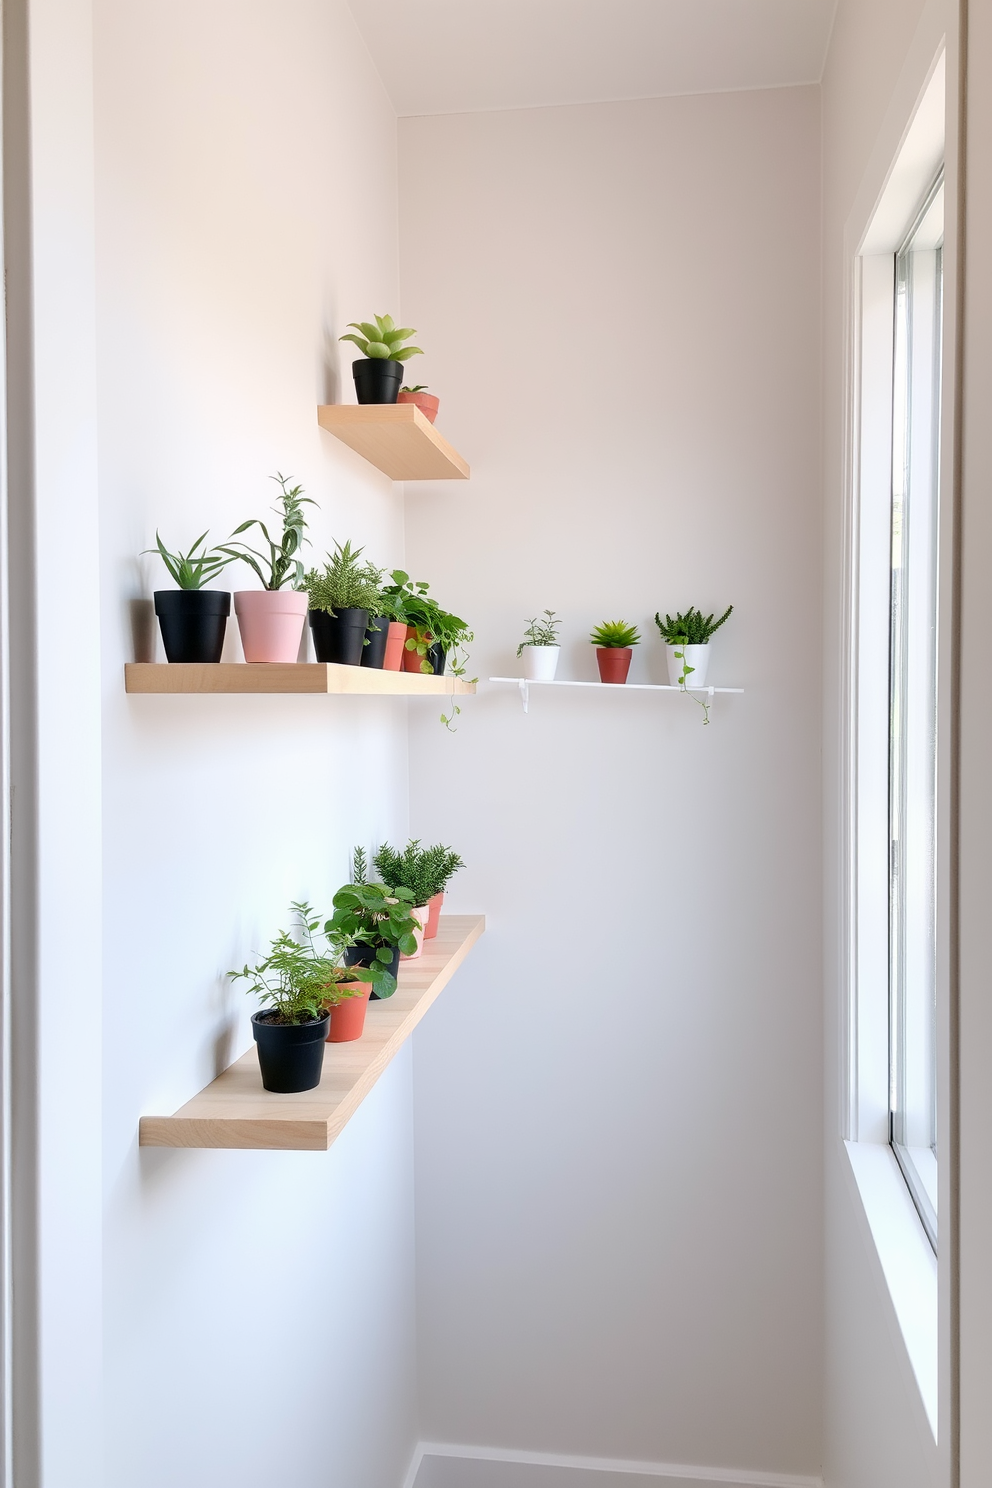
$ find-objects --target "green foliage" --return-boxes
[654,606,733,645]
[324,883,422,999]
[219,474,315,591]
[379,569,428,625]
[517,609,561,656]
[420,843,465,898]
[304,540,384,614]
[372,841,434,907]
[340,313,423,363]
[400,384,428,393]
[144,530,236,590]
[383,571,475,728]
[352,845,368,885]
[590,619,641,648]
[227,901,363,1025]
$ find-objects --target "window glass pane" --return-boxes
[889,181,943,1250]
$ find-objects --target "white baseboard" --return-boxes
[402,1441,823,1488]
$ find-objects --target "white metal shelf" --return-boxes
[489,676,744,714]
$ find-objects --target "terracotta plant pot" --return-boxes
[596,647,632,684]
[383,621,408,671]
[397,390,440,423]
[402,626,431,673]
[326,982,372,1043]
[424,891,444,939]
[234,590,307,663]
[400,906,429,961]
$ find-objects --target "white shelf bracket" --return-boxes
[518,679,530,714]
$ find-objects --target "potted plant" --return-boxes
[654,606,733,690]
[324,879,421,1000]
[517,610,561,680]
[397,384,440,423]
[219,473,315,663]
[339,314,423,405]
[144,530,237,663]
[420,843,465,939]
[289,900,374,1043]
[371,841,436,960]
[228,905,362,1091]
[590,620,641,684]
[304,541,383,665]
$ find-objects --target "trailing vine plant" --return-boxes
[654,606,733,726]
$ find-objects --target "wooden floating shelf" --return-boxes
[140,915,485,1151]
[125,663,476,696]
[317,404,470,481]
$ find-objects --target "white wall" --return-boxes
[819,3,950,1486]
[400,89,824,1481]
[89,3,419,1484]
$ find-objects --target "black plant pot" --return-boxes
[427,643,447,676]
[154,590,231,663]
[309,608,369,666]
[251,1011,330,1093]
[352,357,404,405]
[362,615,390,669]
[345,941,400,1001]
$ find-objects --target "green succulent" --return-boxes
[401,385,428,393]
[340,314,423,363]
[654,606,733,645]
[590,619,641,648]
[304,540,384,615]
[144,530,236,590]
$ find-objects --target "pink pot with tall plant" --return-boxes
[234,590,308,662]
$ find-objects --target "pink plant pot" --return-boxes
[234,590,308,663]
[397,390,440,423]
[400,906,429,960]
[326,982,371,1042]
[383,621,408,671]
[425,891,444,939]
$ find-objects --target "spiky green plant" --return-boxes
[400,385,428,393]
[340,314,423,363]
[590,619,641,648]
[304,540,383,614]
[352,845,368,885]
[421,844,465,899]
[219,474,315,591]
[654,606,733,645]
[517,610,561,655]
[144,530,236,590]
[372,841,434,907]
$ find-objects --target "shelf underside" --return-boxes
[317,403,470,481]
[489,677,743,694]
[140,916,485,1150]
[125,664,476,695]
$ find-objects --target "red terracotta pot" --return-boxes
[424,891,444,939]
[326,982,372,1043]
[402,626,431,673]
[383,621,408,671]
[397,390,440,423]
[596,647,632,684]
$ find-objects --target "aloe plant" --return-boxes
[340,314,423,363]
[590,619,641,648]
[144,531,236,590]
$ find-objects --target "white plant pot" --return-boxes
[521,645,560,681]
[666,643,710,689]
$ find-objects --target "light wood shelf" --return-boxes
[125,663,476,696]
[140,915,485,1151]
[317,404,470,481]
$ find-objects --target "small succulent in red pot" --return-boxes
[590,619,641,684]
[397,385,440,423]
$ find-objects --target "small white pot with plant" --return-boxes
[655,606,733,722]
[517,609,561,680]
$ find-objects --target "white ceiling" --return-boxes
[347,0,838,117]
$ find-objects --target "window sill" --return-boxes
[843,1139,937,1437]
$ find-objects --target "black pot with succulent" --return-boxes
[324,861,421,1000]
[145,531,237,663]
[304,540,384,666]
[228,903,365,1093]
[339,314,423,405]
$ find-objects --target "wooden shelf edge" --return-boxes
[125,663,476,696]
[139,915,486,1151]
[317,403,470,481]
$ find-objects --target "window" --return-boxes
[888,182,943,1249]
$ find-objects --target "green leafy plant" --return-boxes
[372,841,435,907]
[304,540,384,615]
[324,883,421,999]
[590,620,641,648]
[228,901,364,1025]
[352,845,369,885]
[421,843,465,899]
[144,531,236,590]
[654,606,733,645]
[383,571,475,729]
[400,384,428,393]
[219,474,315,591]
[517,610,561,655]
[340,314,423,363]
[654,607,733,726]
